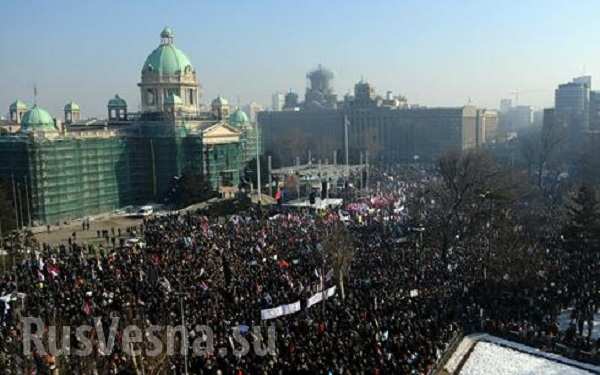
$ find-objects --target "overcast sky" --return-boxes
[1,0,599,119]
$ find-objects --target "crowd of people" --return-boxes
[0,163,598,374]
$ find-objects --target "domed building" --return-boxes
[0,27,260,227]
[211,96,230,120]
[20,105,57,135]
[139,27,199,114]
[64,101,80,124]
[228,108,250,127]
[9,100,28,124]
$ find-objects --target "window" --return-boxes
[189,89,194,105]
[146,89,155,105]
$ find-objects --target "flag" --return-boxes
[278,259,290,269]
[200,281,209,291]
[47,264,59,278]
[83,301,92,316]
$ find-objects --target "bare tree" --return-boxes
[324,222,355,300]
[414,149,526,261]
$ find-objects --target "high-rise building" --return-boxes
[271,92,285,111]
[555,77,590,133]
[573,75,592,87]
[590,91,600,130]
[498,105,533,133]
[243,102,264,123]
[477,109,499,144]
[500,99,512,113]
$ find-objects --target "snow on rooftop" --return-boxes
[446,334,600,375]
[460,342,594,375]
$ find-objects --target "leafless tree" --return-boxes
[324,222,355,300]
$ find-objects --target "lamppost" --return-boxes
[175,292,189,375]
[344,116,350,179]
[256,122,262,205]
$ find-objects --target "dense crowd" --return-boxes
[0,164,598,374]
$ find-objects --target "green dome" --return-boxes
[10,100,28,111]
[64,101,80,111]
[108,94,127,107]
[228,108,249,126]
[20,105,56,133]
[143,28,193,77]
[160,27,174,39]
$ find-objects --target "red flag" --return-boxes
[47,264,59,278]
[83,301,92,316]
[200,281,209,291]
[278,259,290,269]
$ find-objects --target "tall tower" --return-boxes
[211,96,230,120]
[304,65,337,110]
[64,101,81,124]
[139,27,199,114]
[9,100,28,124]
[107,94,128,122]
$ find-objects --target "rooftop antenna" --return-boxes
[237,95,241,108]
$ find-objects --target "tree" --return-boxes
[560,185,600,323]
[324,222,355,300]
[165,172,216,208]
[0,178,17,232]
[413,149,523,261]
[519,121,566,191]
[562,185,600,253]
[243,155,270,191]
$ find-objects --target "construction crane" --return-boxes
[508,89,546,106]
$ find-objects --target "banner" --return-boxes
[307,286,336,308]
[261,306,283,320]
[261,300,301,320]
[281,301,301,315]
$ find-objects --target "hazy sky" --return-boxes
[1,0,599,119]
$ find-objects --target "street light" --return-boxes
[256,122,262,205]
[344,116,350,179]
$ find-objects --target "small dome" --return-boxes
[64,101,80,112]
[142,28,193,77]
[160,27,174,39]
[228,108,249,126]
[9,100,28,111]
[212,96,228,106]
[165,93,183,105]
[108,94,127,108]
[20,105,56,133]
